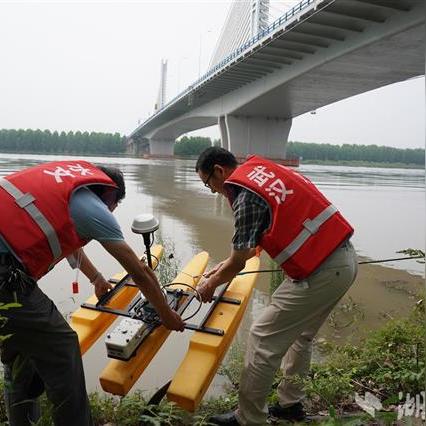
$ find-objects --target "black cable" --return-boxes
[161,282,203,322]
[131,307,160,326]
[132,255,425,326]
[131,282,202,325]
[219,255,426,278]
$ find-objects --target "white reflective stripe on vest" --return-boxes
[0,178,62,261]
[273,204,338,265]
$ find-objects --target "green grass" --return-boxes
[0,253,423,425]
[0,305,423,425]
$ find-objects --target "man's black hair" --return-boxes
[90,166,126,204]
[195,146,238,173]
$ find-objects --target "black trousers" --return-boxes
[0,264,93,426]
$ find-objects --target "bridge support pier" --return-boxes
[148,138,175,157]
[126,138,150,157]
[219,115,292,159]
[126,138,137,155]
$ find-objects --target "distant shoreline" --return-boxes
[300,159,424,169]
[0,150,130,158]
[0,151,424,170]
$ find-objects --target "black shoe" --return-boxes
[209,411,240,425]
[268,402,306,422]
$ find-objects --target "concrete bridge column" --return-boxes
[126,137,150,157]
[218,116,229,150]
[148,138,175,157]
[125,138,137,155]
[220,115,292,159]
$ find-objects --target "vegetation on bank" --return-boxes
[174,138,425,168]
[0,305,422,425]
[0,129,126,154]
[286,141,425,167]
[0,251,423,425]
[174,136,219,156]
[1,129,424,169]
[300,159,424,169]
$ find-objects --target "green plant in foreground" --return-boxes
[217,342,245,389]
[302,309,425,413]
[139,400,186,426]
[0,301,21,343]
[397,248,425,262]
[154,235,181,287]
[195,392,239,422]
[88,392,117,425]
[0,247,422,425]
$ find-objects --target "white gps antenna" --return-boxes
[131,213,160,269]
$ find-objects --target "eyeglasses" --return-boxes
[203,168,215,188]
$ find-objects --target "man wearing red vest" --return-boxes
[195,147,358,426]
[0,160,184,426]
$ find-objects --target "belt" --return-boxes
[0,253,14,266]
[0,253,23,268]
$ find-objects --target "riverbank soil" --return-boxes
[253,255,424,345]
[250,257,425,425]
[316,260,424,346]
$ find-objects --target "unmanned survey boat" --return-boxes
[70,213,260,411]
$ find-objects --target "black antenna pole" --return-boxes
[142,233,153,269]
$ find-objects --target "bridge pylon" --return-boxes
[126,137,150,156]
[219,115,291,160]
[148,138,175,157]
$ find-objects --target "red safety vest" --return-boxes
[0,160,117,279]
[225,156,353,280]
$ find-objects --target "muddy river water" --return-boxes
[0,153,424,397]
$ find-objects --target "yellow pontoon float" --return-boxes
[70,213,260,411]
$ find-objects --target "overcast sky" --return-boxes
[0,1,424,149]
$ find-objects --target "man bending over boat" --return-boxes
[195,147,358,426]
[0,160,184,426]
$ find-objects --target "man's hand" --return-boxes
[203,261,225,279]
[197,279,216,303]
[93,274,113,299]
[159,308,185,331]
[197,249,253,303]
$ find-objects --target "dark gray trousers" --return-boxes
[0,268,93,426]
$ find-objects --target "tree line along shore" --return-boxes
[0,129,424,168]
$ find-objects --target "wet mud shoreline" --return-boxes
[318,259,424,344]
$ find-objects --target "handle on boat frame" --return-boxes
[83,278,241,337]
[96,252,160,307]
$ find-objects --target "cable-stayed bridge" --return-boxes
[128,0,425,159]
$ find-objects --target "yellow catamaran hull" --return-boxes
[99,251,209,396]
[167,256,260,411]
[71,245,164,355]
[72,248,259,411]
